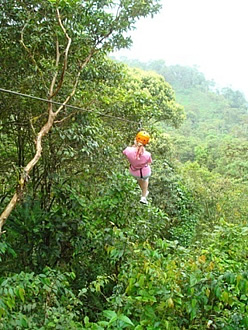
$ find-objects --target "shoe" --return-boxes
[140,196,148,204]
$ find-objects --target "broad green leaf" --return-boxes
[103,310,117,320]
[18,288,25,302]
[118,314,134,326]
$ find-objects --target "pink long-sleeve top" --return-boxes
[123,146,152,177]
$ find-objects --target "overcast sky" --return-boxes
[114,0,248,98]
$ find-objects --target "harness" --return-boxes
[130,164,148,179]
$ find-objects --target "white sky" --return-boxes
[113,0,248,98]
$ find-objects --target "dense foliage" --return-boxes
[1,2,248,329]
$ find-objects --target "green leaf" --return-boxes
[98,321,109,326]
[84,316,90,326]
[242,317,248,327]
[6,298,15,309]
[118,314,134,326]
[18,288,25,302]
[215,286,222,299]
[103,310,117,320]
[221,291,229,303]
[21,316,28,327]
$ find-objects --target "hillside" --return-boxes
[118,58,248,179]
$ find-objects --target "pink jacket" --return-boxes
[123,146,152,177]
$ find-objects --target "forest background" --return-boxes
[0,1,248,329]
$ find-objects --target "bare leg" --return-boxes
[137,178,149,197]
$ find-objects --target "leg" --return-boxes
[137,178,149,197]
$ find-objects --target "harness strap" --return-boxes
[130,165,144,178]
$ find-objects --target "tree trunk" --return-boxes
[0,110,55,234]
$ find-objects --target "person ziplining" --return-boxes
[123,131,152,205]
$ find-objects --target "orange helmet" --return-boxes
[136,131,150,145]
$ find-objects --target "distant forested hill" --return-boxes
[116,58,248,180]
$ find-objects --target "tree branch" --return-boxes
[54,111,77,124]
[0,109,55,233]
[49,36,61,98]
[54,49,95,116]
[49,8,72,99]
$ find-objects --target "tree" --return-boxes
[0,0,162,232]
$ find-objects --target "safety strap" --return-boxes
[138,120,143,131]
[130,165,144,178]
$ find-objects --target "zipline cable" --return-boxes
[0,87,140,125]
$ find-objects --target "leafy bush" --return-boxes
[0,268,83,329]
[99,221,248,329]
